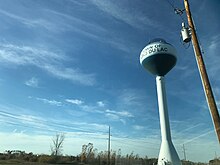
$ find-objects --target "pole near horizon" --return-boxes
[183,0,220,143]
[107,126,110,165]
[182,144,186,161]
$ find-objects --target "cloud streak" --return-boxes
[1,4,140,56]
[106,109,134,118]
[0,107,109,135]
[36,97,62,107]
[0,43,96,86]
[133,125,145,131]
[44,8,135,54]
[0,9,69,32]
[97,101,105,107]
[89,0,159,31]
[205,34,220,79]
[25,77,39,88]
[65,99,84,105]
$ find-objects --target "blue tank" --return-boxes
[140,39,177,76]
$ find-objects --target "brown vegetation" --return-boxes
[0,135,218,165]
[0,149,217,165]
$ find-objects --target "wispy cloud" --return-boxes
[1,5,138,55]
[0,9,69,32]
[0,105,218,162]
[212,87,220,109]
[0,43,96,86]
[89,0,158,31]
[44,8,134,54]
[205,34,220,79]
[106,109,134,118]
[25,77,39,88]
[175,64,197,80]
[64,96,134,122]
[105,109,133,124]
[133,125,145,131]
[208,35,220,50]
[117,89,144,107]
[79,104,104,114]
[36,97,62,107]
[44,8,107,38]
[0,110,50,132]
[65,99,84,105]
[0,104,158,154]
[97,101,105,107]
[105,113,120,121]
[0,43,65,65]
[43,65,96,86]
[0,106,109,135]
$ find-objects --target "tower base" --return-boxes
[158,140,181,165]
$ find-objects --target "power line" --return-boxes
[164,0,175,9]
[111,140,159,151]
[0,110,109,135]
[163,0,186,21]
[0,110,161,151]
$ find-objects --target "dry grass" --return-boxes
[0,160,78,165]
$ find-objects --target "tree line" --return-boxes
[0,133,219,165]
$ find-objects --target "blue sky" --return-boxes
[0,0,219,162]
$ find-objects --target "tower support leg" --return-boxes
[156,76,181,165]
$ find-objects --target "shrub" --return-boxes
[38,154,56,163]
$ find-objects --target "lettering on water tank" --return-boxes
[140,44,170,62]
[142,44,168,56]
[148,44,168,54]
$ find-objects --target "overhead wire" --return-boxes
[164,0,175,9]
[163,0,192,48]
[0,110,160,149]
[164,0,186,22]
[163,0,218,148]
[183,40,191,49]
[111,138,159,151]
[0,110,108,135]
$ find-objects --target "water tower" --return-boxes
[140,38,181,165]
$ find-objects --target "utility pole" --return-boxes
[182,144,187,161]
[183,0,220,143]
[108,126,111,165]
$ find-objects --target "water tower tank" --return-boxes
[140,38,177,76]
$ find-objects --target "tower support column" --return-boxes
[156,76,181,165]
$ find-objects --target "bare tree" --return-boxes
[50,133,65,157]
[80,143,94,163]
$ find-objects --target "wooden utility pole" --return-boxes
[108,126,111,165]
[183,0,220,143]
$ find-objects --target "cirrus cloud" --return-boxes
[25,77,39,88]
[0,43,96,86]
[65,99,84,105]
